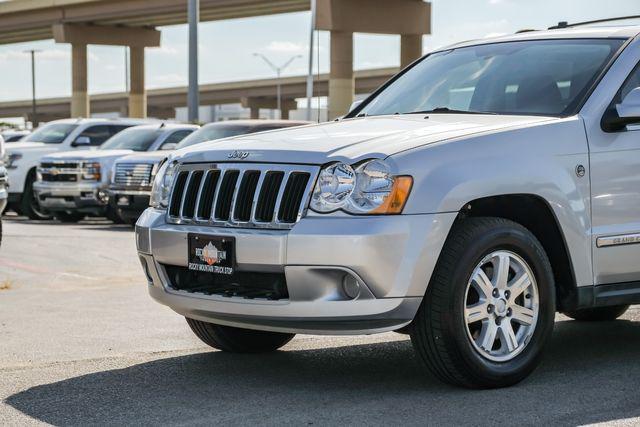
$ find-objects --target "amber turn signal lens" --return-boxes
[371,176,413,214]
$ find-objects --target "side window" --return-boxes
[161,130,194,148]
[77,125,112,146]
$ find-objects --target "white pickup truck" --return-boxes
[3,118,147,219]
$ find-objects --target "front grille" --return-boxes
[41,162,79,169]
[38,161,81,183]
[167,163,318,229]
[164,265,288,300]
[42,174,77,182]
[114,163,154,187]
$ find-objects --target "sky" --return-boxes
[0,0,639,102]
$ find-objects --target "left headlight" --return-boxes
[150,160,178,209]
[310,159,413,215]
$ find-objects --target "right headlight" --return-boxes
[149,160,178,209]
[310,159,413,215]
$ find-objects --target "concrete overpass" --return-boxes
[0,68,397,122]
[0,0,430,120]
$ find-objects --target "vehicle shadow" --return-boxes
[6,319,640,426]
[3,215,134,231]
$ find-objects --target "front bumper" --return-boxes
[136,209,457,335]
[107,187,151,221]
[33,181,108,213]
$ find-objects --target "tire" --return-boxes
[409,217,556,389]
[563,305,629,322]
[20,173,52,220]
[54,211,85,223]
[186,318,295,353]
[105,205,125,224]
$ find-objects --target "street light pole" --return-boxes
[187,0,200,123]
[253,53,301,119]
[306,0,317,122]
[24,49,41,127]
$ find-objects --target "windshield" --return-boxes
[24,123,78,144]
[358,39,624,117]
[176,125,256,149]
[100,127,162,151]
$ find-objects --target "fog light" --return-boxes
[97,190,109,204]
[342,274,361,299]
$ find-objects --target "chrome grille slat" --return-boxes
[227,170,246,223]
[167,163,319,230]
[207,170,224,221]
[272,171,292,225]
[192,170,210,220]
[249,171,268,223]
[178,171,193,219]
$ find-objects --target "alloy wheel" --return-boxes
[464,250,539,362]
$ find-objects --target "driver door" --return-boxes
[589,63,640,285]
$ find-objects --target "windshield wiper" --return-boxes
[402,107,497,115]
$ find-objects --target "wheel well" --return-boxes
[459,194,576,311]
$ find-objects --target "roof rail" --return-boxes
[549,15,640,30]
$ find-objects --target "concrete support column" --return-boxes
[71,43,89,117]
[401,34,423,68]
[128,46,146,118]
[250,107,260,119]
[328,30,354,120]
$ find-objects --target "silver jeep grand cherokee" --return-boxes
[137,26,640,388]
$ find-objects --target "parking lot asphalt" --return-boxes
[1,215,640,426]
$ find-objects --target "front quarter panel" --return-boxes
[390,117,592,287]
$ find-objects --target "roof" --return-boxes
[442,25,640,51]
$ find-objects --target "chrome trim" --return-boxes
[597,233,640,248]
[167,162,320,230]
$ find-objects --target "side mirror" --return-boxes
[603,87,640,132]
[160,143,177,151]
[73,136,91,146]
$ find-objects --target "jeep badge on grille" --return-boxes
[228,151,250,160]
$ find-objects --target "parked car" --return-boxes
[4,118,149,219]
[1,130,30,142]
[0,135,7,245]
[34,123,197,223]
[137,26,640,389]
[108,120,310,224]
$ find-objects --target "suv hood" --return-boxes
[116,151,168,164]
[5,141,59,151]
[43,149,134,162]
[178,114,556,165]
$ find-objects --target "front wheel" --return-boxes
[410,217,556,389]
[186,318,295,353]
[563,305,629,322]
[20,174,52,220]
